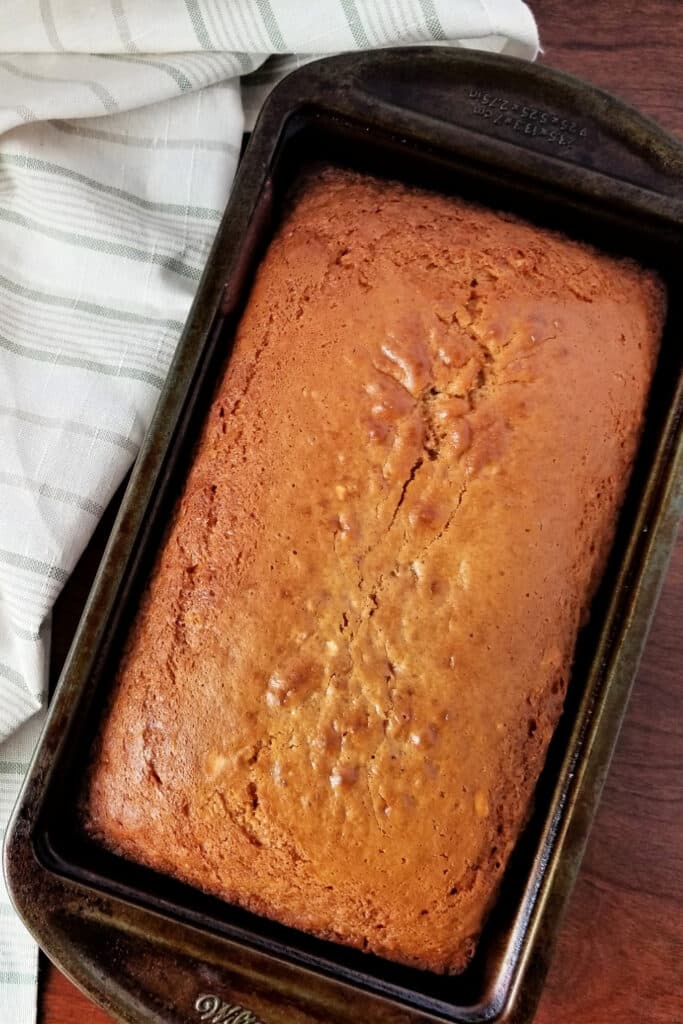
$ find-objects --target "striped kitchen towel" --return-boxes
[0,2,538,1021]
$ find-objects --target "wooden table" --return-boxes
[39,1,683,1021]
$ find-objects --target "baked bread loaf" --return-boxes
[86,168,663,973]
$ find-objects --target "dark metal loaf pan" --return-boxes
[4,48,683,1024]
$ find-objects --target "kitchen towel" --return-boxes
[0,3,538,1021]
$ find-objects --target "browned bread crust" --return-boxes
[86,169,664,972]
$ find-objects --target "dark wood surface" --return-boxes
[40,1,683,1021]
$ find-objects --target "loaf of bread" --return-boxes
[85,168,663,973]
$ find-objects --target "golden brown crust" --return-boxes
[85,169,664,972]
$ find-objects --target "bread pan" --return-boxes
[4,47,683,1024]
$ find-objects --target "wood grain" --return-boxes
[536,0,683,138]
[40,1,683,1021]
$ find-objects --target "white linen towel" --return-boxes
[0,3,538,1021]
